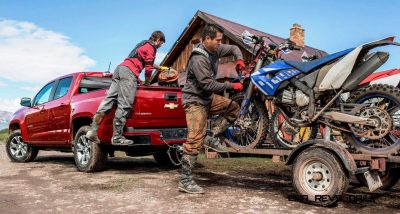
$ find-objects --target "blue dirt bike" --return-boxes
[226,33,400,156]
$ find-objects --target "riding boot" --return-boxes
[211,117,231,136]
[204,117,232,152]
[178,154,204,194]
[111,118,134,146]
[203,134,229,153]
[86,112,105,143]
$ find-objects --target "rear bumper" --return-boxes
[100,127,187,146]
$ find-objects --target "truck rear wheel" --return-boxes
[6,130,38,162]
[292,147,349,206]
[73,126,107,172]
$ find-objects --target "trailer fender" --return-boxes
[285,140,357,175]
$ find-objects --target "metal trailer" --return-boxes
[206,134,400,206]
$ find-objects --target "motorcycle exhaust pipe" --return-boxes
[342,51,389,91]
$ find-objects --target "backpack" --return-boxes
[127,40,157,66]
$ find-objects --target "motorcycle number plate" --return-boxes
[364,171,382,192]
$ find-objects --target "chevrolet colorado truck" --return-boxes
[6,72,187,172]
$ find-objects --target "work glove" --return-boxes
[144,75,151,86]
[159,66,170,72]
[235,59,245,73]
[232,83,243,91]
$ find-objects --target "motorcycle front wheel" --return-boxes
[222,93,269,149]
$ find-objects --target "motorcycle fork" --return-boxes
[239,59,264,117]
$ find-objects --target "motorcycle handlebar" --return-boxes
[252,35,263,44]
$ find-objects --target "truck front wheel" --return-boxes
[73,126,107,172]
[6,130,38,162]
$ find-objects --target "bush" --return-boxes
[0,129,9,142]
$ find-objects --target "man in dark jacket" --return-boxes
[179,24,245,194]
[86,31,167,145]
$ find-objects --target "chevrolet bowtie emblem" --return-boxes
[164,103,178,110]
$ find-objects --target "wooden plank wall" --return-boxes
[171,27,202,73]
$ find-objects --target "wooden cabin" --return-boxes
[153,10,327,85]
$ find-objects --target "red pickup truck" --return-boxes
[6,72,187,172]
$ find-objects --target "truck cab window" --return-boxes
[54,77,73,99]
[79,76,112,93]
[33,81,55,106]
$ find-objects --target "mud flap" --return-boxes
[364,171,383,192]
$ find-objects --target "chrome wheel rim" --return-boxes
[9,136,28,159]
[76,135,91,166]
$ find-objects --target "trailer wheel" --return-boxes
[292,147,349,206]
[356,168,400,190]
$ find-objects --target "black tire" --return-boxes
[153,147,181,168]
[73,126,107,172]
[223,93,269,149]
[270,109,318,149]
[6,130,38,162]
[355,167,400,190]
[345,84,400,155]
[292,147,349,206]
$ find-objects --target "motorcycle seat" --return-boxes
[285,48,354,73]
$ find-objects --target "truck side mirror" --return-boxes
[20,97,31,107]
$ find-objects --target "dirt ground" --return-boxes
[0,143,399,214]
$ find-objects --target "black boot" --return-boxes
[178,154,204,194]
[111,118,134,146]
[86,112,105,143]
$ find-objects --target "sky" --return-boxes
[0,0,399,112]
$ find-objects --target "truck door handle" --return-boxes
[164,93,177,101]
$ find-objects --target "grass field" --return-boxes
[0,129,8,142]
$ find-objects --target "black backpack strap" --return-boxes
[145,41,157,66]
[128,40,147,58]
